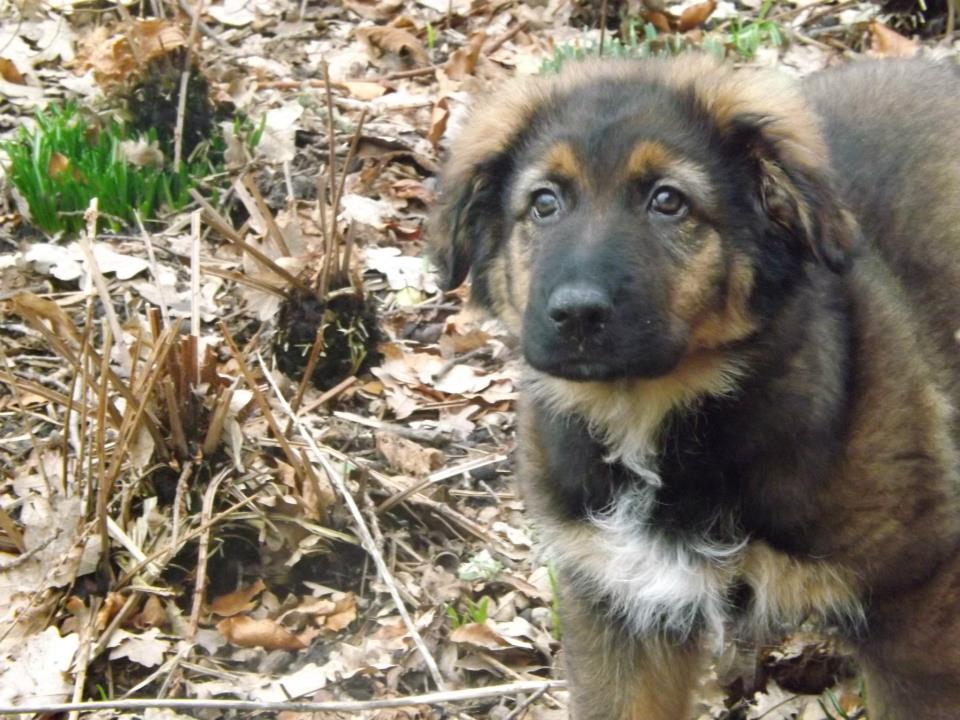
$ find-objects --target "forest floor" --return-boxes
[0,0,954,717]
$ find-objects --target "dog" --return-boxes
[429,56,960,719]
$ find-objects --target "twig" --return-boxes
[0,681,565,715]
[299,374,357,414]
[171,461,194,551]
[256,352,447,690]
[599,0,609,55]
[78,204,131,377]
[0,535,53,571]
[321,59,339,296]
[173,0,205,172]
[377,453,508,514]
[189,470,226,639]
[135,213,170,327]
[177,0,228,46]
[333,410,446,446]
[0,346,51,499]
[240,173,291,257]
[484,21,528,55]
[67,596,99,720]
[504,684,550,720]
[189,188,312,296]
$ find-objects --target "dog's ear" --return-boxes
[429,77,546,296]
[727,112,860,274]
[429,159,504,293]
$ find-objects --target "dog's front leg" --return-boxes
[560,583,704,720]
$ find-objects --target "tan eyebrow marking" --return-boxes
[626,141,717,211]
[626,141,674,176]
[542,141,583,181]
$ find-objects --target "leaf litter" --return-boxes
[0,0,953,716]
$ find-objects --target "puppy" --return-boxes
[430,56,960,719]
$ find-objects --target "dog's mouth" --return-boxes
[523,344,684,382]
[528,357,626,381]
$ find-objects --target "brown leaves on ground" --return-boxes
[1,0,952,716]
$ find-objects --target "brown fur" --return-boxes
[430,56,960,719]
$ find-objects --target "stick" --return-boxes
[255,352,447,690]
[0,681,565,715]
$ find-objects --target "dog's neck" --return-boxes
[523,268,855,549]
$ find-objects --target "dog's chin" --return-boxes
[524,351,679,382]
[531,360,627,382]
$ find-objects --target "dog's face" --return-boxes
[430,57,859,383]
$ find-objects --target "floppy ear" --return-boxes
[728,113,860,274]
[428,76,547,297]
[428,159,506,293]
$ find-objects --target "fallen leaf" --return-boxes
[365,247,437,292]
[209,578,267,617]
[208,0,257,26]
[678,0,717,31]
[445,31,485,80]
[48,152,72,178]
[375,432,444,477]
[427,96,450,149]
[108,627,170,668]
[0,58,25,84]
[450,620,533,651]
[342,80,388,100]
[869,21,918,58]
[747,682,811,719]
[345,0,405,20]
[356,26,428,66]
[133,595,167,630]
[119,138,164,168]
[0,627,78,704]
[217,615,307,651]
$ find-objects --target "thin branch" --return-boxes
[0,681,565,716]
[255,352,447,690]
[173,0,205,172]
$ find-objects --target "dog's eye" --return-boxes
[649,187,687,217]
[531,189,561,221]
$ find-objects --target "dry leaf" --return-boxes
[345,0,405,20]
[209,578,267,617]
[375,432,444,477]
[0,627,78,704]
[217,615,307,651]
[356,26,428,66]
[444,31,485,80]
[450,621,511,650]
[108,627,170,668]
[96,592,126,631]
[868,21,919,58]
[0,58,25,84]
[133,595,167,630]
[678,0,717,31]
[342,80,388,100]
[450,620,533,651]
[208,0,256,27]
[74,20,187,87]
[47,152,71,178]
[645,11,673,32]
[427,96,450,149]
[119,138,164,168]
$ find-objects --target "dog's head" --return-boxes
[429,56,859,382]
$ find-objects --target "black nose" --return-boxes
[546,284,613,336]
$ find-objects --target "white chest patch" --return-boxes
[542,486,745,641]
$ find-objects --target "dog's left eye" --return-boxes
[531,189,561,221]
[649,187,687,217]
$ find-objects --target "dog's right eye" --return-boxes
[531,189,561,221]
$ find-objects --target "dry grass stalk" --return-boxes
[188,187,312,295]
[258,355,447,689]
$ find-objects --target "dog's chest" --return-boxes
[544,485,863,641]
